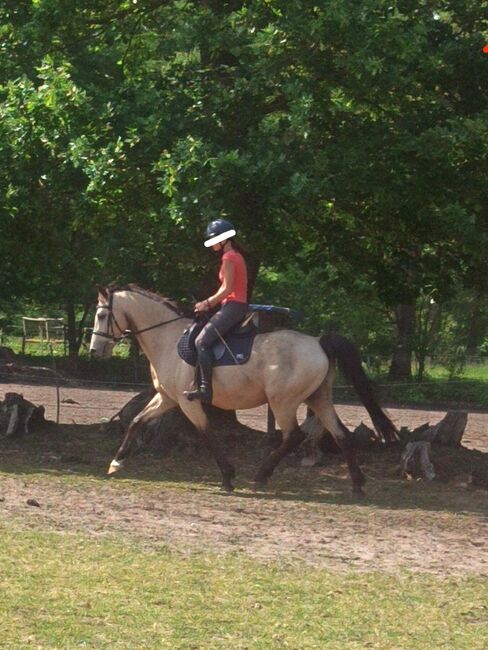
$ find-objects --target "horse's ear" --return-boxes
[96,284,108,299]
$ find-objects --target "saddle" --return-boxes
[177,304,303,367]
[177,314,257,367]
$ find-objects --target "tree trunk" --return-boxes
[465,303,486,356]
[389,304,415,380]
[65,301,78,363]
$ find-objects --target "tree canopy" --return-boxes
[1,1,487,365]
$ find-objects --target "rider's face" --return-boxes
[211,240,226,252]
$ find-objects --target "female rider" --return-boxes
[184,219,248,403]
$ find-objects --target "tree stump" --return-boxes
[399,411,467,447]
[0,346,15,363]
[352,422,378,449]
[299,413,330,466]
[400,441,436,480]
[0,393,46,438]
[430,411,467,447]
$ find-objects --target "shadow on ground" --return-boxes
[0,420,486,518]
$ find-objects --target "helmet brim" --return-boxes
[204,229,236,247]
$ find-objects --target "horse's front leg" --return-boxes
[108,391,177,474]
[179,401,235,492]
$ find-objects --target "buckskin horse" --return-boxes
[89,284,397,495]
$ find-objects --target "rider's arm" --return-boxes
[195,259,235,312]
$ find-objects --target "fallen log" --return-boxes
[100,388,155,433]
[469,464,488,490]
[101,390,254,455]
[0,363,66,389]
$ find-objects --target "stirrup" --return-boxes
[184,386,213,403]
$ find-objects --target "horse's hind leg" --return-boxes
[254,401,305,487]
[179,402,235,492]
[306,383,365,496]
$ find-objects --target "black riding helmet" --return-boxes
[204,219,236,248]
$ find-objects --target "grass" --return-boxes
[1,420,487,649]
[333,362,488,409]
[0,334,149,384]
[0,527,486,650]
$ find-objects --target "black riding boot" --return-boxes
[185,348,213,403]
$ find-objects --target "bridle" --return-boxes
[92,290,185,343]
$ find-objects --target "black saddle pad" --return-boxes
[177,320,257,367]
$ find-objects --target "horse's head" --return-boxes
[89,286,130,358]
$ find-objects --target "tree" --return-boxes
[1,0,488,372]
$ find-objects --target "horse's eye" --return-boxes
[98,313,106,321]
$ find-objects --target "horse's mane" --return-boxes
[108,283,184,315]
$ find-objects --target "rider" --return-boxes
[184,219,248,403]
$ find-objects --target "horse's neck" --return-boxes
[121,294,186,359]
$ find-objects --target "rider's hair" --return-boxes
[230,240,247,257]
[217,238,247,261]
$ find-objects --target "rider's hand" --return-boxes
[194,300,209,313]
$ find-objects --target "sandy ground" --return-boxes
[0,381,487,575]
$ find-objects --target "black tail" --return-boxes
[319,334,398,443]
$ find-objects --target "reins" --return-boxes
[93,290,186,343]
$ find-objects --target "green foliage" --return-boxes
[1,1,488,363]
[254,261,394,351]
[379,375,488,408]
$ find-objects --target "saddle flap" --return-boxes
[187,321,202,348]
[213,343,226,361]
[177,319,257,367]
[176,322,202,366]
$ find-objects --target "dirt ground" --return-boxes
[0,381,487,576]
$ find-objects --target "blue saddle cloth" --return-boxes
[177,304,302,368]
[177,320,258,367]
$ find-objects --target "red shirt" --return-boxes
[219,249,248,304]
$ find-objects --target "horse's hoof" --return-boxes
[107,459,123,475]
[252,479,268,492]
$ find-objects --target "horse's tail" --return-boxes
[319,334,398,443]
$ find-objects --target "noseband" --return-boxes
[93,290,185,343]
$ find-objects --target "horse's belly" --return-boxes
[212,371,266,410]
[212,393,267,411]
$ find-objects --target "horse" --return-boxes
[89,284,398,495]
